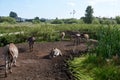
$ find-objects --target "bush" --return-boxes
[94,66,120,80]
[51,19,63,24]
[0,36,9,46]
[0,17,16,24]
[92,18,100,24]
[63,18,78,24]
[96,25,120,59]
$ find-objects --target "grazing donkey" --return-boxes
[27,36,36,51]
[49,48,62,58]
[81,33,89,41]
[73,33,81,45]
[3,43,18,77]
[61,32,65,40]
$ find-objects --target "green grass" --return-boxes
[68,24,120,80]
[0,23,100,46]
[68,56,94,80]
[95,25,120,59]
[68,55,120,80]
[1,23,120,79]
[0,23,100,33]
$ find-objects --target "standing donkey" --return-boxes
[61,32,65,40]
[27,36,36,52]
[3,43,19,77]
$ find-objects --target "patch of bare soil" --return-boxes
[0,41,88,80]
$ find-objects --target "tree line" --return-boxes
[0,6,120,24]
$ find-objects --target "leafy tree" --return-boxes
[40,18,46,22]
[99,17,117,24]
[84,6,94,24]
[32,17,40,24]
[51,18,63,24]
[25,19,33,22]
[115,16,120,24]
[9,11,18,18]
[34,17,39,20]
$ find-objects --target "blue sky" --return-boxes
[0,0,120,19]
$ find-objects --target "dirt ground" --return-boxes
[0,41,88,80]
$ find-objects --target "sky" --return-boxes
[0,0,120,19]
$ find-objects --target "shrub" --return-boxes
[95,25,120,59]
[94,66,120,80]
[0,17,16,24]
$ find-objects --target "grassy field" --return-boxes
[1,23,120,80]
[0,23,100,46]
[0,22,100,33]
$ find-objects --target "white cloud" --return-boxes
[67,1,76,7]
[88,0,119,6]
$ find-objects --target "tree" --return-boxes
[32,16,40,24]
[34,17,39,20]
[40,18,46,22]
[99,17,117,24]
[51,17,63,24]
[9,11,18,18]
[84,6,94,24]
[115,16,120,24]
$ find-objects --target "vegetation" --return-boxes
[96,25,120,59]
[68,55,120,80]
[0,21,120,80]
[1,5,120,80]
[32,17,41,24]
[0,17,16,24]
[0,23,100,46]
[51,18,64,24]
[115,16,120,24]
[9,11,18,18]
[83,6,94,24]
[68,25,120,80]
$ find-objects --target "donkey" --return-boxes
[49,48,62,58]
[80,33,89,41]
[27,36,36,51]
[3,43,19,77]
[60,32,65,40]
[73,33,81,45]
